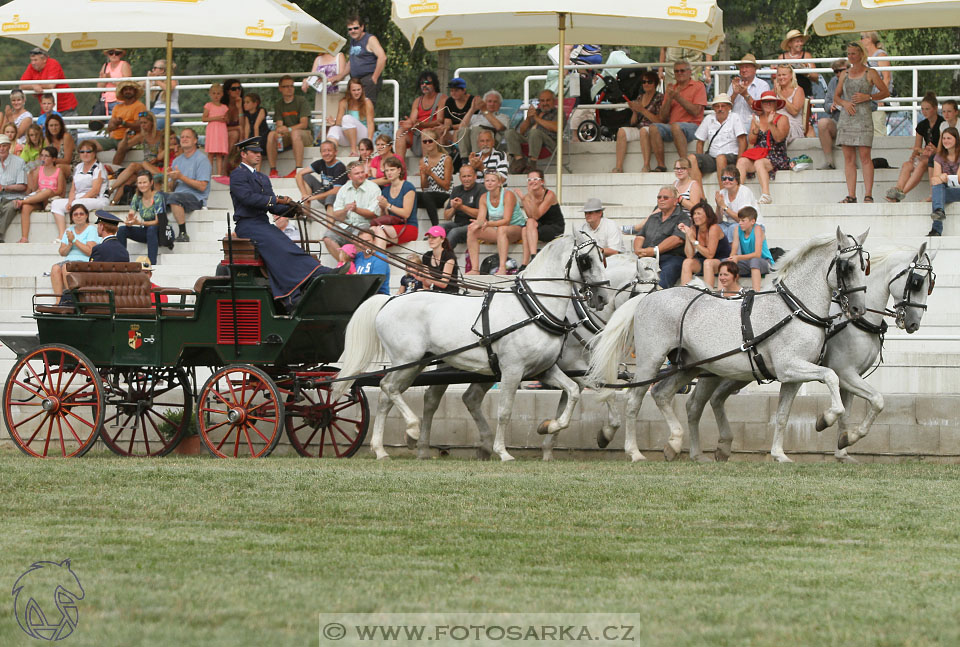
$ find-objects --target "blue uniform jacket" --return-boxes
[229,164,325,299]
[89,236,131,263]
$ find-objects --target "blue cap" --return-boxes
[94,210,122,223]
[447,77,466,89]
[237,136,264,153]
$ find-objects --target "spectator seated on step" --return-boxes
[688,93,746,187]
[325,160,380,257]
[467,129,508,180]
[265,75,312,178]
[648,61,706,173]
[441,163,485,249]
[295,140,346,218]
[579,198,625,258]
[457,89,509,158]
[718,206,774,292]
[632,186,690,288]
[0,133,28,243]
[161,128,211,243]
[506,89,558,175]
[91,81,146,153]
[50,203,100,295]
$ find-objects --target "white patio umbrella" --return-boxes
[392,0,724,200]
[0,0,345,186]
[806,0,960,36]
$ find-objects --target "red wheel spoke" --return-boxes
[242,422,257,456]
[216,425,238,451]
[56,415,67,455]
[41,412,55,457]
[60,411,83,444]
[303,425,323,451]
[142,410,171,449]
[139,412,150,455]
[332,399,359,414]
[12,378,48,401]
[57,361,88,401]
[200,406,229,417]
[60,381,98,404]
[12,408,45,428]
[208,388,233,409]
[247,414,278,424]
[23,362,51,398]
[331,421,357,445]
[246,423,271,444]
[22,412,51,446]
[63,406,98,430]
[224,374,240,404]
[202,419,230,434]
[335,416,362,425]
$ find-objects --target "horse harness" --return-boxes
[604,237,870,388]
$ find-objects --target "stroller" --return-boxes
[575,51,646,142]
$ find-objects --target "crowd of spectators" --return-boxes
[4,22,958,297]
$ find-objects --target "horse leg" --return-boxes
[542,387,566,462]
[774,364,845,462]
[418,384,448,459]
[622,386,648,462]
[836,369,884,458]
[370,384,396,460]
[492,370,524,462]
[710,379,749,462]
[686,376,720,462]
[538,365,582,461]
[594,386,622,448]
[771,381,802,463]
[376,368,423,459]
[650,368,699,461]
[834,388,858,463]
[462,382,495,460]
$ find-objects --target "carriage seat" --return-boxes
[38,262,189,316]
[220,237,263,266]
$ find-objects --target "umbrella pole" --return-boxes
[556,12,565,204]
[163,33,173,193]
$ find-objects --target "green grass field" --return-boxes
[2,453,959,647]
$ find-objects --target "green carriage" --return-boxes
[1,240,383,459]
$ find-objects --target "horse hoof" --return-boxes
[405,433,417,450]
[663,444,679,462]
[838,432,850,449]
[375,452,391,460]
[772,453,793,464]
[542,450,553,462]
[714,448,731,463]
[477,447,493,461]
[537,419,556,435]
[629,452,646,463]
[815,413,829,432]
[597,427,612,449]
[835,451,858,464]
[406,426,421,441]
[416,450,431,460]
[693,453,714,463]
[500,453,515,462]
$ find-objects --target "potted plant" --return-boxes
[159,409,203,455]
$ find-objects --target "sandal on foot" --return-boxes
[863,195,874,203]
[653,165,667,172]
[611,167,623,173]
[758,194,772,205]
[839,195,857,203]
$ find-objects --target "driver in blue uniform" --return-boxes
[228,137,344,306]
[89,211,131,262]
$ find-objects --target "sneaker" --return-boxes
[927,228,942,236]
[268,169,279,179]
[213,176,231,186]
[817,162,835,170]
[284,170,298,178]
[885,187,905,202]
[175,232,190,243]
[758,194,772,205]
[932,208,946,221]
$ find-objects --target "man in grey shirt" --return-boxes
[632,186,690,288]
[0,134,27,243]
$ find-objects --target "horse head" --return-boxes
[832,227,870,319]
[888,241,936,333]
[571,229,609,310]
[12,559,85,640]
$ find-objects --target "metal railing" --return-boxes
[0,71,401,142]
[456,55,960,130]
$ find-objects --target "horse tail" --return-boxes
[332,294,391,401]
[587,293,644,386]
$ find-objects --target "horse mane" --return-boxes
[775,233,836,282]
[867,246,916,268]
[523,234,572,275]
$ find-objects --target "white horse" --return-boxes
[588,228,870,463]
[684,242,935,463]
[333,232,609,461]
[414,254,661,460]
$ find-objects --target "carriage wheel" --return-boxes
[99,367,193,457]
[285,380,369,458]
[2,344,104,458]
[577,120,599,143]
[197,365,284,458]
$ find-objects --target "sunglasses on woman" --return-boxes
[106,50,123,56]
[421,138,435,144]
[721,175,736,181]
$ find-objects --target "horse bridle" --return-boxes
[886,251,935,328]
[827,235,870,316]
[564,234,610,302]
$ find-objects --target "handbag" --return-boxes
[742,119,775,161]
